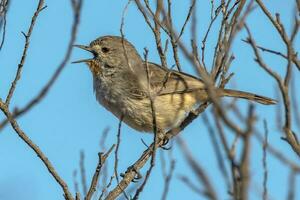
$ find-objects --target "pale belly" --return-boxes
[95,87,199,133]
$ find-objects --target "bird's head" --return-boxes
[73,36,142,76]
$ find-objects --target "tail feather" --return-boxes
[220,89,277,105]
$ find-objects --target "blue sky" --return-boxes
[0,1,299,200]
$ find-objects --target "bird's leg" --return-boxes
[160,137,172,150]
[120,165,142,182]
[157,130,172,150]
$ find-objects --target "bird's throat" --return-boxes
[87,61,101,76]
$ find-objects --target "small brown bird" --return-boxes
[73,36,276,133]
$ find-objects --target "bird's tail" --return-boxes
[219,89,277,105]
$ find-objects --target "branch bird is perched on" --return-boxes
[73,36,276,134]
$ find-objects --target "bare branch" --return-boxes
[99,176,115,200]
[5,0,46,106]
[286,170,298,200]
[85,145,115,200]
[112,117,130,200]
[135,0,168,68]
[161,158,175,200]
[132,47,159,199]
[255,0,299,71]
[178,175,204,196]
[0,100,74,200]
[73,170,80,197]
[239,105,255,200]
[0,0,82,131]
[201,2,223,69]
[177,137,218,200]
[262,120,268,200]
[176,0,196,41]
[202,113,231,191]
[244,24,300,156]
[80,151,88,196]
[0,0,9,51]
[242,39,288,59]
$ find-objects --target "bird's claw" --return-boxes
[120,165,142,182]
[160,137,172,150]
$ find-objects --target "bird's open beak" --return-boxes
[72,45,95,64]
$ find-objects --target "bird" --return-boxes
[73,35,276,134]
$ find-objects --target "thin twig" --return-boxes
[254,129,300,172]
[212,0,249,82]
[262,120,268,200]
[114,118,121,185]
[178,175,204,196]
[0,0,9,51]
[0,101,74,200]
[85,145,115,200]
[113,117,130,200]
[291,73,300,132]
[73,170,80,198]
[255,0,299,72]
[177,137,218,200]
[201,2,222,69]
[176,0,196,42]
[135,0,168,68]
[98,127,110,197]
[239,105,255,200]
[99,176,115,200]
[0,0,82,131]
[244,23,300,156]
[80,151,88,196]
[202,113,231,192]
[165,0,181,71]
[242,39,288,59]
[5,0,46,106]
[132,47,158,199]
[161,160,175,200]
[286,170,297,200]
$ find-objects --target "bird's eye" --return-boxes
[101,47,109,53]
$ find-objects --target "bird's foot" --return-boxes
[120,165,142,182]
[160,137,172,150]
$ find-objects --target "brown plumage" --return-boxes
[73,36,276,133]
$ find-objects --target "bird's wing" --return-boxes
[145,62,206,96]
